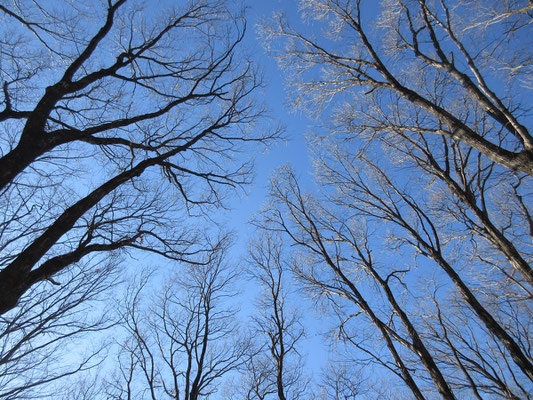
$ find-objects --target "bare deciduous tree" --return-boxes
[106,245,248,400]
[318,363,370,400]
[262,0,533,175]
[0,257,119,399]
[257,1,532,398]
[0,0,276,316]
[260,164,531,398]
[238,234,309,400]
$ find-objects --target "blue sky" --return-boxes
[223,0,386,379]
[11,0,527,396]
[226,0,383,243]
[225,0,313,237]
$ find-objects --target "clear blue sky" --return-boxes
[225,0,313,240]
[223,0,384,379]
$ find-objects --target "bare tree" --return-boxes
[259,164,531,398]
[238,234,309,400]
[104,244,248,400]
[0,257,120,399]
[261,168,456,399]
[256,1,532,398]
[261,0,533,175]
[318,363,370,400]
[0,0,276,316]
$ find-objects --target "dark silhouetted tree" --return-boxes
[106,245,249,400]
[237,234,310,400]
[0,0,276,316]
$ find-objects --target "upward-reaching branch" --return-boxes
[0,0,275,316]
[263,0,533,175]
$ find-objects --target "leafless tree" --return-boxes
[257,1,532,398]
[104,245,249,400]
[259,164,531,398]
[262,0,532,175]
[318,363,370,400]
[0,257,120,399]
[237,234,310,400]
[261,168,456,399]
[0,0,277,316]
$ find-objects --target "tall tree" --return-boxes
[239,234,309,400]
[0,258,119,400]
[259,0,533,398]
[0,0,275,315]
[262,0,533,175]
[105,245,248,400]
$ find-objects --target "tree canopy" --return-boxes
[1,0,531,399]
